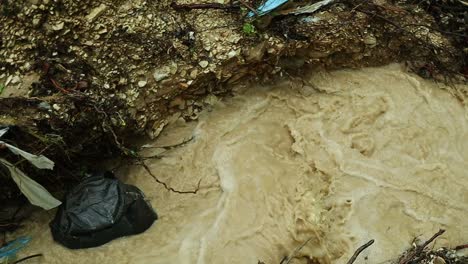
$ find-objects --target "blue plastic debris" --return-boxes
[247,0,289,17]
[0,236,31,263]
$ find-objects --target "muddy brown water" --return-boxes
[10,64,468,264]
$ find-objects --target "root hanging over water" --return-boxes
[140,161,201,195]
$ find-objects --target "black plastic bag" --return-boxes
[50,171,157,249]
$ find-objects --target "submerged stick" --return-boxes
[13,254,43,264]
[347,239,375,264]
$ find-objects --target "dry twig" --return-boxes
[399,229,445,264]
[13,253,43,264]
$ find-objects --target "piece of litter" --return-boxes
[0,127,9,138]
[0,159,61,210]
[0,141,54,170]
[50,171,157,249]
[0,236,31,263]
[247,0,289,17]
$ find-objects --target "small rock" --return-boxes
[363,34,377,46]
[227,50,237,58]
[52,104,61,111]
[153,66,171,82]
[11,76,21,84]
[150,122,166,139]
[86,4,108,22]
[38,102,51,110]
[32,17,42,27]
[52,21,65,31]
[227,33,241,44]
[190,69,198,79]
[138,80,147,87]
[169,62,178,74]
[198,60,209,68]
[20,62,31,71]
[98,27,108,34]
[118,78,127,85]
[5,76,13,86]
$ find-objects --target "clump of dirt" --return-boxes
[0,0,466,204]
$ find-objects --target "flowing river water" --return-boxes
[11,64,468,264]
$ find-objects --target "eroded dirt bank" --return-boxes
[1,0,465,178]
[11,64,468,263]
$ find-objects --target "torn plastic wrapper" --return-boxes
[247,0,289,17]
[247,0,335,17]
[0,126,54,170]
[0,127,9,138]
[0,127,59,209]
[0,236,31,263]
[0,141,54,170]
[0,159,61,210]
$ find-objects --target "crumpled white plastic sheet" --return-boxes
[0,127,61,210]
